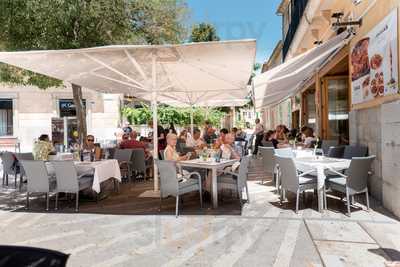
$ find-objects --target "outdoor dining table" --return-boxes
[178,158,238,208]
[46,159,122,193]
[294,156,351,212]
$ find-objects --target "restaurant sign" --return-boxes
[351,9,398,105]
[59,99,86,117]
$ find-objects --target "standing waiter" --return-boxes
[253,118,264,155]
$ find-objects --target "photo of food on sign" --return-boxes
[351,38,370,81]
[351,9,398,105]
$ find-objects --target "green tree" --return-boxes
[0,0,188,144]
[122,105,224,127]
[190,23,220,42]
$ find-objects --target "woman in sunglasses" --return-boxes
[83,135,102,160]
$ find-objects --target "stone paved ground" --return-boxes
[1,159,400,267]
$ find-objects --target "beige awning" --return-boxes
[253,32,350,109]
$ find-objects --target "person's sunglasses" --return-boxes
[87,139,94,142]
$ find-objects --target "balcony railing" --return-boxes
[282,0,309,60]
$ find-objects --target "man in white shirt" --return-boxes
[186,128,206,149]
[253,118,264,155]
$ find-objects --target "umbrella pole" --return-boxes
[190,106,194,135]
[151,52,159,192]
[152,93,159,192]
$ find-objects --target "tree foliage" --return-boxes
[0,0,189,143]
[122,105,225,127]
[0,0,189,87]
[190,23,220,42]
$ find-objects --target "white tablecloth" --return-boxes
[47,159,121,193]
[293,149,314,158]
[48,153,74,161]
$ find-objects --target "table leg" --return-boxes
[212,168,218,208]
[317,166,325,212]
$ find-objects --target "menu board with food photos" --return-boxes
[351,9,398,105]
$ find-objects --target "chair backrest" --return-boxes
[113,149,133,163]
[15,152,34,161]
[155,159,178,198]
[343,145,368,159]
[131,148,146,173]
[20,160,50,193]
[51,161,79,192]
[1,151,16,174]
[321,140,339,155]
[237,155,251,189]
[327,146,345,158]
[274,147,294,158]
[274,155,299,193]
[258,146,275,174]
[347,156,375,192]
[261,141,274,147]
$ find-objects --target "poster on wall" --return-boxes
[351,8,398,105]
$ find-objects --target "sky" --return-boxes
[186,0,283,64]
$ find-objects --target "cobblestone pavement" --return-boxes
[0,159,400,267]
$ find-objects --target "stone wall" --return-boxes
[350,101,400,218]
[381,101,400,217]
[349,106,383,202]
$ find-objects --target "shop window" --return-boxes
[0,99,13,136]
[304,90,316,130]
[325,78,349,143]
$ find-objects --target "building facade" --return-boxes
[0,84,122,152]
[262,0,400,217]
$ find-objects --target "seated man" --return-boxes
[33,134,55,160]
[120,131,151,160]
[186,128,206,149]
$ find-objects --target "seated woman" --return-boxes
[220,133,240,160]
[83,134,102,160]
[301,126,316,148]
[164,133,191,161]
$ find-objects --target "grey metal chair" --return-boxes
[51,161,94,212]
[113,149,134,181]
[325,155,375,216]
[217,155,251,206]
[155,159,202,217]
[1,151,19,188]
[275,155,318,213]
[131,148,152,181]
[343,145,368,159]
[261,140,274,147]
[20,160,55,211]
[327,146,345,158]
[258,147,275,184]
[321,140,339,155]
[273,147,294,195]
[15,153,34,190]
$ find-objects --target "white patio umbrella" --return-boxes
[0,39,256,191]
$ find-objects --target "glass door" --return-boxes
[323,77,349,144]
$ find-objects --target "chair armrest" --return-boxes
[298,170,317,177]
[220,170,238,177]
[326,168,348,178]
[186,171,201,181]
[78,170,94,179]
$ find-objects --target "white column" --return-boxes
[152,52,159,192]
[63,116,68,148]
